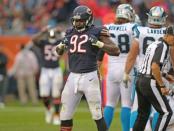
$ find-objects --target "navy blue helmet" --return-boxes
[71,5,93,32]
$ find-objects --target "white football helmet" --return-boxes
[116,4,135,22]
[147,6,167,26]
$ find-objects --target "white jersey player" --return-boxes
[123,6,168,131]
[134,26,166,71]
[103,4,136,131]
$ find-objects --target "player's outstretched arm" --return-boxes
[99,35,120,56]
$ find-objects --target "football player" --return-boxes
[102,4,136,131]
[56,5,120,131]
[123,6,167,131]
[32,27,64,125]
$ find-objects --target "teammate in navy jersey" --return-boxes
[56,5,120,131]
[32,27,63,125]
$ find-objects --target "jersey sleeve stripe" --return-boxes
[160,44,167,63]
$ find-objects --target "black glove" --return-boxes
[89,35,98,43]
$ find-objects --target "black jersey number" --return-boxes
[44,45,57,61]
[70,35,88,53]
[143,37,155,54]
[118,34,129,53]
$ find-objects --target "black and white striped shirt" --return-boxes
[139,39,169,75]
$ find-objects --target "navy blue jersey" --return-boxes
[64,25,104,73]
[35,40,60,68]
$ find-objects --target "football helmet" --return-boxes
[147,6,167,26]
[71,5,93,32]
[116,4,135,22]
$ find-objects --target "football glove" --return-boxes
[89,35,104,48]
[56,37,68,49]
[56,42,65,49]
[123,73,131,88]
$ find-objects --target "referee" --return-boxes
[133,25,174,131]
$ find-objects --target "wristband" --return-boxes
[96,41,104,48]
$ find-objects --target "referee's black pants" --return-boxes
[133,75,173,131]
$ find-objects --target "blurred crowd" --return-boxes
[0,0,174,35]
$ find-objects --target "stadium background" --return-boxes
[0,0,174,131]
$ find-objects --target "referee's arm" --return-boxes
[171,46,174,69]
[151,45,165,87]
[151,63,164,87]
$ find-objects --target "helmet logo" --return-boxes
[87,8,92,15]
[147,6,167,26]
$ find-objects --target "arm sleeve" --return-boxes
[152,44,165,64]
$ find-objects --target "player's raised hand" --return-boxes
[89,35,104,48]
[123,73,131,88]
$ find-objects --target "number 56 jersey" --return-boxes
[133,26,166,69]
[105,23,136,64]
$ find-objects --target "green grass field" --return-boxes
[0,100,121,131]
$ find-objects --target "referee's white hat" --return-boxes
[166,25,174,35]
